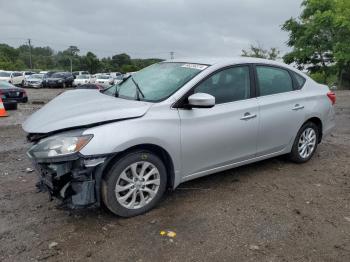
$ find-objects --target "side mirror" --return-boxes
[188,93,215,108]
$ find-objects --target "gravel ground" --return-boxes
[0,88,349,262]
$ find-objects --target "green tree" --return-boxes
[111,53,131,69]
[241,44,280,60]
[81,52,100,74]
[282,0,350,88]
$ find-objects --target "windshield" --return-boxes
[106,62,207,102]
[51,73,64,78]
[0,72,11,77]
[98,75,110,79]
[77,75,89,79]
[29,74,43,79]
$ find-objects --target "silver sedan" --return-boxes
[23,57,336,217]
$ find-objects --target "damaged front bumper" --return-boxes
[32,155,108,208]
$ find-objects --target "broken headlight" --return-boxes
[28,134,93,159]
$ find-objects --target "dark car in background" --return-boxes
[46,72,74,88]
[0,81,28,110]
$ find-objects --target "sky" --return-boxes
[0,0,303,59]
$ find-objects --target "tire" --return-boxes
[102,150,167,217]
[288,122,319,163]
[4,101,17,110]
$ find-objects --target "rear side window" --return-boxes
[256,66,293,96]
[293,72,306,89]
[194,66,251,104]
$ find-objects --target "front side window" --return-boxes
[256,66,293,96]
[194,66,251,104]
[115,62,207,102]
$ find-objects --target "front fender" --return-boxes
[80,111,182,185]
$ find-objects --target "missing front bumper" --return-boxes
[34,157,106,208]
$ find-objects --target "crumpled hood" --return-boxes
[22,89,152,134]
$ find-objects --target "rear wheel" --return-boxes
[102,150,167,217]
[288,122,319,163]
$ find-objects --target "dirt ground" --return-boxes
[0,88,349,262]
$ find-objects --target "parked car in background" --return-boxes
[46,72,74,88]
[0,71,25,86]
[95,74,114,87]
[73,75,93,86]
[75,83,105,90]
[113,74,124,85]
[0,81,28,105]
[22,58,336,217]
[73,71,89,78]
[24,74,46,88]
[123,71,137,78]
[23,71,36,80]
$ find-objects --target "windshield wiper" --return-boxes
[131,76,145,101]
[114,75,131,97]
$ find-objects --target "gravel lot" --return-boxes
[0,88,349,262]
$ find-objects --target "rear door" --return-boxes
[254,65,306,156]
[179,65,259,177]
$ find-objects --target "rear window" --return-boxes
[0,72,11,77]
[0,81,15,89]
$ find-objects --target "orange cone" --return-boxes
[0,97,8,117]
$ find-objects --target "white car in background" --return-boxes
[23,71,35,80]
[73,75,93,87]
[95,74,114,87]
[113,74,124,85]
[0,71,25,86]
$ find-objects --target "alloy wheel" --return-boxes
[115,161,160,209]
[298,128,316,159]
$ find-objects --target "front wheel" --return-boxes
[288,122,319,163]
[102,150,167,217]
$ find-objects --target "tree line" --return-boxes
[0,44,163,74]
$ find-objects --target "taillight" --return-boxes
[327,91,336,105]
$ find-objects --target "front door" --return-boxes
[178,65,259,178]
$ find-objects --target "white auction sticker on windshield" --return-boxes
[181,64,208,70]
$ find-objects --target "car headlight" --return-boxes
[28,134,93,159]
[58,79,63,83]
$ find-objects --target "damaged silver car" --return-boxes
[23,58,335,217]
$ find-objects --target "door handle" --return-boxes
[240,112,257,120]
[292,104,304,111]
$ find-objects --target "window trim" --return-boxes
[290,71,306,90]
[173,63,256,109]
[253,64,298,97]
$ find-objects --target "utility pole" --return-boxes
[170,51,174,60]
[28,39,32,69]
[69,47,73,73]
[69,57,72,73]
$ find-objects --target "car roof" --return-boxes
[165,57,289,67]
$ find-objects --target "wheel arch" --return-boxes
[304,117,323,143]
[101,143,176,189]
